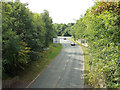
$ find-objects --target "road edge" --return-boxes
[26,44,63,88]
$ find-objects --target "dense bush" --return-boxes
[70,1,120,88]
[2,1,56,77]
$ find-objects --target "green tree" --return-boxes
[2,2,57,77]
[41,10,56,47]
[2,2,31,76]
[69,1,120,88]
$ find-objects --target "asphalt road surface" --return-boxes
[28,39,84,88]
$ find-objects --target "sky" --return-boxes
[20,0,95,24]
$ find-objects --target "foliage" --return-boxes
[2,1,56,77]
[41,10,57,47]
[70,1,120,88]
[70,17,86,39]
[54,23,74,36]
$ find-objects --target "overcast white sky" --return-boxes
[20,0,95,24]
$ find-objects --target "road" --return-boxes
[28,38,84,88]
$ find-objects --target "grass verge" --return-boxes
[68,39,90,86]
[19,43,62,82]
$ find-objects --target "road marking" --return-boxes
[26,72,41,88]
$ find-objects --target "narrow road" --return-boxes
[28,39,84,88]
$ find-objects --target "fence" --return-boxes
[2,76,19,88]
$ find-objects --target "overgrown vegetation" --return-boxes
[69,1,120,88]
[2,1,57,78]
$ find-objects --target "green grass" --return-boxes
[68,39,90,86]
[19,43,62,82]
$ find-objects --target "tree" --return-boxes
[69,1,120,88]
[2,2,31,76]
[2,2,57,77]
[41,10,56,47]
